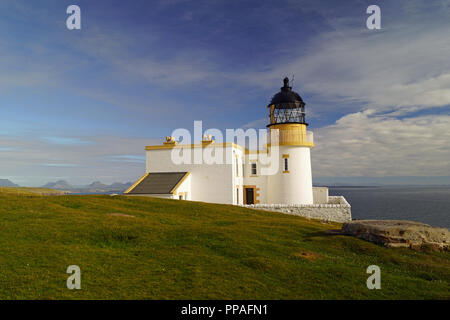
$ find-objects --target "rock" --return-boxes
[108,213,135,218]
[342,220,449,251]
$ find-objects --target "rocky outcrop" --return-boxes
[342,220,449,251]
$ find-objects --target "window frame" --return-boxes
[251,162,257,175]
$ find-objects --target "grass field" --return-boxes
[0,187,68,196]
[0,187,448,299]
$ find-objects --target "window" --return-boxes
[236,188,239,204]
[179,195,183,200]
[251,163,257,175]
[242,163,245,177]
[282,154,289,173]
[235,158,239,176]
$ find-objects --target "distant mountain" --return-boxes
[108,182,133,190]
[73,181,133,194]
[77,181,131,193]
[40,180,133,193]
[0,179,19,187]
[42,180,74,190]
[87,181,108,188]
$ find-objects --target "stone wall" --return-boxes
[241,196,352,223]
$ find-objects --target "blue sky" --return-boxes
[1,0,450,186]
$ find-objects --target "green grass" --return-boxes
[0,188,448,299]
[0,187,68,196]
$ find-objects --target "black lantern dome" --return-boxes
[267,77,307,127]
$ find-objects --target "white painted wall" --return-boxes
[232,148,245,205]
[313,187,329,204]
[267,146,313,204]
[174,174,191,200]
[143,141,313,205]
[146,145,243,204]
[243,154,268,203]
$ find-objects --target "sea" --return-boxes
[329,186,450,228]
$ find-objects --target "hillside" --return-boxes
[0,187,69,195]
[0,179,19,187]
[42,180,74,190]
[0,189,448,299]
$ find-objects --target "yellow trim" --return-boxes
[170,172,191,195]
[201,140,214,146]
[267,142,314,148]
[245,149,269,155]
[269,123,307,130]
[243,185,260,204]
[163,136,177,145]
[146,142,244,151]
[124,173,149,194]
[268,123,314,148]
[146,144,192,150]
[283,170,290,174]
[282,154,289,158]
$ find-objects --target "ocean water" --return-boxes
[329,186,450,228]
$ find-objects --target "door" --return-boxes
[245,188,254,205]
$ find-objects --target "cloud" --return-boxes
[105,155,146,163]
[1,0,449,185]
[41,137,94,146]
[0,134,161,186]
[242,118,266,129]
[237,4,450,118]
[41,163,80,167]
[312,112,450,177]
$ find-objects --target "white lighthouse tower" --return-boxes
[266,77,314,205]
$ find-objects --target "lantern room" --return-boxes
[267,77,307,127]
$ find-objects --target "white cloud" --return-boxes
[242,118,266,129]
[41,163,80,168]
[312,112,450,177]
[0,135,161,186]
[238,14,450,118]
[41,137,94,146]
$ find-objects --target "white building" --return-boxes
[125,78,351,222]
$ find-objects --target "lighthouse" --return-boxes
[125,76,351,221]
[266,77,314,205]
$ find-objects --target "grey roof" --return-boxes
[126,172,189,194]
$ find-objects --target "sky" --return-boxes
[0,0,449,186]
